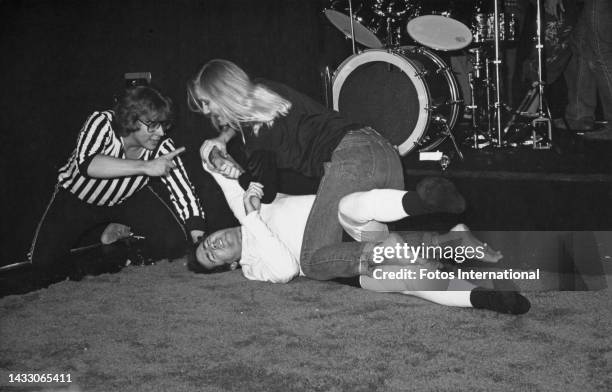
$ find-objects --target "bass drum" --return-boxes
[332,48,462,156]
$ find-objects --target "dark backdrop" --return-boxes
[0,0,354,265]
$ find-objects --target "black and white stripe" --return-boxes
[57,111,204,223]
[155,138,204,222]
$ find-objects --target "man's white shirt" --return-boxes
[207,169,313,283]
[206,167,388,284]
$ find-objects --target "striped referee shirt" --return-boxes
[57,111,204,229]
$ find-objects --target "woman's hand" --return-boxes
[243,182,264,214]
[216,156,243,179]
[206,147,244,179]
[200,137,227,166]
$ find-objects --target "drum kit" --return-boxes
[324,0,552,162]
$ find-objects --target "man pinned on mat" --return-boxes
[29,86,206,277]
[188,59,408,278]
[188,165,529,315]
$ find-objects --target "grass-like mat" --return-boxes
[1,259,610,392]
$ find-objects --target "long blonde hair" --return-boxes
[188,59,291,135]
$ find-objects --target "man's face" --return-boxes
[131,116,169,151]
[195,227,242,270]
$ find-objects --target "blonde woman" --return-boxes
[188,59,465,278]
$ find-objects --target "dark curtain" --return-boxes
[0,0,355,265]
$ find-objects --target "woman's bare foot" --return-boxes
[450,224,503,263]
[100,223,132,245]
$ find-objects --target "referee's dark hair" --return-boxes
[113,86,174,137]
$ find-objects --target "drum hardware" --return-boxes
[501,0,552,149]
[455,0,527,149]
[531,117,552,148]
[465,72,486,149]
[467,72,478,149]
[321,65,333,109]
[406,13,473,51]
[432,115,464,161]
[464,62,499,150]
[468,46,485,79]
[332,48,461,156]
[324,2,384,51]
[529,0,552,149]
[440,154,451,170]
[348,0,357,54]
[325,1,415,51]
[491,0,504,147]
[484,56,494,139]
[462,2,510,150]
[371,0,412,47]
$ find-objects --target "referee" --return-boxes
[29,86,206,274]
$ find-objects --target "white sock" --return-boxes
[339,189,408,223]
[402,291,473,307]
[360,275,476,308]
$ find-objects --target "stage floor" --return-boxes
[2,123,611,297]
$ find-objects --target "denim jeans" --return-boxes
[299,127,404,280]
[305,231,430,280]
[565,0,612,130]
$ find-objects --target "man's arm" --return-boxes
[206,169,299,283]
[204,165,249,222]
[237,150,279,203]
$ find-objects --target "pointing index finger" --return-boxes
[164,146,186,159]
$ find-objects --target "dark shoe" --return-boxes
[582,129,612,141]
[554,117,595,132]
[470,288,531,315]
[416,177,466,214]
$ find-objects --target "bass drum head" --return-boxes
[323,9,383,49]
[332,50,429,156]
[407,15,472,51]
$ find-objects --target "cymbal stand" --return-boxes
[530,0,552,148]
[376,1,408,48]
[492,0,504,146]
[348,0,356,54]
[467,72,480,148]
[463,42,494,149]
[485,54,494,139]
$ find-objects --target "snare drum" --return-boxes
[332,47,462,156]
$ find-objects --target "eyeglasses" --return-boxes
[138,119,172,133]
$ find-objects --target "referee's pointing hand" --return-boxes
[145,147,185,176]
